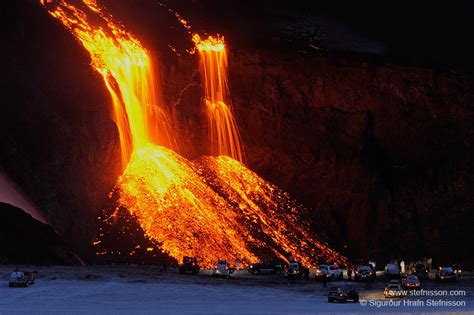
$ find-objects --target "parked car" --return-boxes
[212,260,233,278]
[179,256,200,274]
[315,264,343,281]
[436,266,456,282]
[385,263,401,279]
[248,260,284,274]
[402,275,421,290]
[355,264,376,281]
[284,262,309,280]
[328,286,359,303]
[384,281,405,298]
[9,270,35,287]
[412,263,428,279]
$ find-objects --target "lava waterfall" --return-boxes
[40,0,347,267]
[193,34,244,162]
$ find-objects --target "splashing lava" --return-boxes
[41,0,348,267]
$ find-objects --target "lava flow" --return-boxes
[42,0,176,165]
[193,34,244,162]
[41,0,348,267]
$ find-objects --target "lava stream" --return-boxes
[193,34,244,162]
[44,0,176,165]
[41,0,348,268]
[110,144,347,267]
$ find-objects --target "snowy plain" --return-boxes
[0,265,472,314]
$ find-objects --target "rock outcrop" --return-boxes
[0,0,121,260]
[1,0,472,267]
[226,51,474,266]
[0,202,81,264]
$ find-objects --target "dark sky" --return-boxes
[318,1,474,62]
[100,0,474,67]
[164,0,474,66]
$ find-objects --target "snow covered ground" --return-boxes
[0,265,472,314]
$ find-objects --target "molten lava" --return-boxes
[117,144,258,265]
[193,34,244,162]
[102,143,346,267]
[44,0,175,165]
[41,0,348,268]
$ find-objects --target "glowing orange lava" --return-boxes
[43,0,175,165]
[193,34,244,162]
[41,0,348,268]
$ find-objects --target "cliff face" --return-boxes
[0,203,81,265]
[1,1,472,266]
[0,1,121,258]
[225,51,474,265]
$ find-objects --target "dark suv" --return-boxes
[248,260,284,274]
[178,256,200,274]
[9,270,35,287]
[284,262,309,280]
[412,263,428,279]
[328,286,359,303]
[355,264,376,281]
[436,266,456,282]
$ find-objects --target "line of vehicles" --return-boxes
[6,257,461,294]
[326,272,427,302]
[383,262,458,282]
[328,264,459,302]
[306,268,457,303]
[177,256,462,285]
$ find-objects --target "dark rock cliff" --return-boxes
[226,51,474,266]
[1,0,472,267]
[0,0,121,259]
[164,49,474,266]
[0,203,80,264]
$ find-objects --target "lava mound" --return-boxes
[94,144,347,267]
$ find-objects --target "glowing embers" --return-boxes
[115,144,258,267]
[103,144,348,268]
[42,0,175,165]
[193,35,244,162]
[193,156,348,268]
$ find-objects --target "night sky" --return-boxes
[159,0,474,67]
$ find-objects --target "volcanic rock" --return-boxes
[227,50,474,266]
[0,0,121,259]
[0,202,80,264]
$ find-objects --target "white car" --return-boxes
[384,282,405,298]
[315,265,343,281]
[211,260,233,278]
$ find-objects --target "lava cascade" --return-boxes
[193,34,244,162]
[41,0,348,267]
[43,0,176,165]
